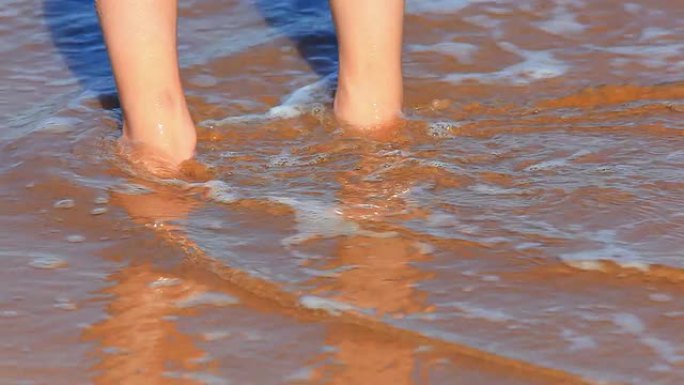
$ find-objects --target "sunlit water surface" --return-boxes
[1,1,684,384]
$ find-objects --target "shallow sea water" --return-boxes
[1,0,684,384]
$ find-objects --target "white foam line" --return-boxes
[446,42,569,84]
[203,76,333,127]
[299,295,359,316]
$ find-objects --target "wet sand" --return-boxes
[1,0,684,384]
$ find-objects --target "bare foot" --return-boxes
[119,118,196,177]
[333,85,403,129]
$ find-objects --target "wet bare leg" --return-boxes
[97,0,196,167]
[330,0,404,127]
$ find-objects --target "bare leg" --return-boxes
[330,0,404,127]
[96,0,196,167]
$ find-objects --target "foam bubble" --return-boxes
[149,277,183,288]
[616,261,650,272]
[524,159,568,172]
[204,180,239,204]
[561,329,598,351]
[515,242,542,250]
[299,295,357,315]
[447,301,514,323]
[463,14,503,30]
[409,42,479,64]
[36,117,78,134]
[563,260,605,271]
[612,313,645,334]
[176,292,239,308]
[29,255,68,270]
[94,197,109,205]
[301,265,357,279]
[0,310,20,318]
[204,77,332,127]
[427,121,459,138]
[407,0,473,14]
[111,183,152,195]
[163,371,231,385]
[481,274,500,282]
[283,368,314,382]
[648,293,673,303]
[202,330,232,341]
[415,241,436,255]
[89,207,107,216]
[53,300,77,311]
[53,199,75,209]
[470,184,526,195]
[65,234,86,243]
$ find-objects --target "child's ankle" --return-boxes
[334,81,403,127]
[121,112,196,167]
[333,62,403,127]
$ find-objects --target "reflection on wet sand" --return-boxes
[83,184,208,385]
[84,263,207,385]
[305,146,430,385]
[4,0,684,383]
[87,140,434,385]
[80,137,593,385]
[328,234,431,317]
[313,328,417,385]
[308,236,429,385]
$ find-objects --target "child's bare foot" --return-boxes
[118,105,196,176]
[121,117,196,168]
[334,79,403,128]
[119,100,197,175]
[118,136,196,177]
[118,138,194,177]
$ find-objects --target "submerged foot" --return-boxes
[119,119,197,177]
[333,84,403,129]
